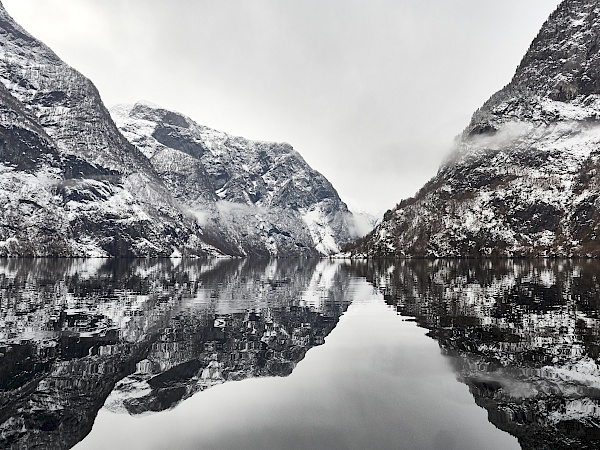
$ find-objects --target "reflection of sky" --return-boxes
[76,278,518,450]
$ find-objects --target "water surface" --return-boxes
[1,258,599,449]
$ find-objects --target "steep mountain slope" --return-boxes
[0,82,73,255]
[0,2,209,257]
[0,2,355,257]
[112,103,356,256]
[356,0,600,257]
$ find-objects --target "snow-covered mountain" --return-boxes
[0,3,355,257]
[0,3,206,257]
[112,102,356,256]
[354,0,600,257]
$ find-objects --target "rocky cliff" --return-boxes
[355,0,600,257]
[0,3,209,257]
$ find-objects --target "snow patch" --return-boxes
[302,206,340,255]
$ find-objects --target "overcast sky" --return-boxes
[3,0,561,216]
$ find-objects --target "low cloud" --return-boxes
[215,200,267,216]
[467,121,534,150]
[346,211,379,238]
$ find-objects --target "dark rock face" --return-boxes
[356,0,600,257]
[0,83,73,256]
[0,5,206,257]
[0,5,355,257]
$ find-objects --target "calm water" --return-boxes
[1,259,599,449]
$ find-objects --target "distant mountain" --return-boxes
[112,103,356,256]
[0,3,355,257]
[354,0,600,257]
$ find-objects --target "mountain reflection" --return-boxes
[0,258,351,450]
[351,259,600,450]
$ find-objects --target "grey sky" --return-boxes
[3,0,562,215]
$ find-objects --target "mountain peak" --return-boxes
[0,3,62,65]
[467,0,600,135]
[512,0,600,99]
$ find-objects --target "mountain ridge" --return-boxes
[111,102,357,257]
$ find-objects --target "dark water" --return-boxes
[1,259,599,449]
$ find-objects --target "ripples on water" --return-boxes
[0,258,599,449]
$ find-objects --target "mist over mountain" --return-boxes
[0,4,356,257]
[353,0,600,257]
